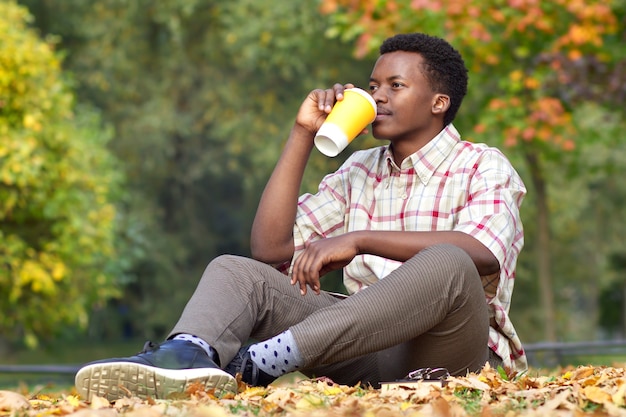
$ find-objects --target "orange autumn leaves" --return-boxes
[477,97,575,150]
[4,365,626,416]
[320,0,617,59]
[319,0,619,152]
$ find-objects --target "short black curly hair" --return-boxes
[380,33,468,126]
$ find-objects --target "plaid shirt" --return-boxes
[287,124,527,371]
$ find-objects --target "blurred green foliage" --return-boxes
[2,0,625,351]
[0,1,125,349]
[14,0,366,343]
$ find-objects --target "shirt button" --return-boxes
[401,193,408,200]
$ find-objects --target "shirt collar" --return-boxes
[383,124,461,185]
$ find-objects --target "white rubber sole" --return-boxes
[74,362,238,401]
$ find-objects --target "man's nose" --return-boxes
[371,87,388,103]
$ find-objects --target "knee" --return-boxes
[405,244,482,297]
[204,255,276,285]
[208,254,242,269]
[413,244,488,319]
[203,254,252,280]
[417,244,477,276]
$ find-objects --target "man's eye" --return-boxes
[392,82,403,88]
[369,85,378,92]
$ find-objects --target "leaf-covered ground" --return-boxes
[3,364,626,416]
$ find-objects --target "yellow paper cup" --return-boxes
[314,87,377,157]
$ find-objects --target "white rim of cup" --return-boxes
[345,87,377,115]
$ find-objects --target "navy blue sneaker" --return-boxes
[75,340,237,401]
[224,346,277,387]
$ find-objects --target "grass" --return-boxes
[454,388,483,414]
[2,338,145,364]
[0,338,145,391]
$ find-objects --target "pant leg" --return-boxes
[168,254,340,365]
[292,244,490,385]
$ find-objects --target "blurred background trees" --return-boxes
[0,1,125,350]
[12,0,365,344]
[2,0,625,352]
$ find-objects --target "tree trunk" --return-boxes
[524,149,557,342]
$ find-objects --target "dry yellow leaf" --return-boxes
[123,406,166,417]
[540,389,574,412]
[262,388,296,410]
[323,385,344,396]
[582,385,612,405]
[238,386,267,399]
[612,381,626,407]
[573,366,596,380]
[66,408,119,417]
[0,390,30,410]
[294,394,325,410]
[186,404,234,417]
[66,395,82,408]
[90,395,112,409]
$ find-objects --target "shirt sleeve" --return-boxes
[454,148,527,371]
[453,148,526,272]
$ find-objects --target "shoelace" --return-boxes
[225,348,263,385]
[239,353,262,385]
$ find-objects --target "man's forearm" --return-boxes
[250,124,315,263]
[353,230,500,276]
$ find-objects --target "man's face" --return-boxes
[368,51,439,143]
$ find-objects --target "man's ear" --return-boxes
[432,94,450,115]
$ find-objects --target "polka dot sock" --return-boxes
[171,334,214,358]
[248,330,303,377]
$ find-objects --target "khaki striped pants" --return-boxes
[169,243,492,386]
